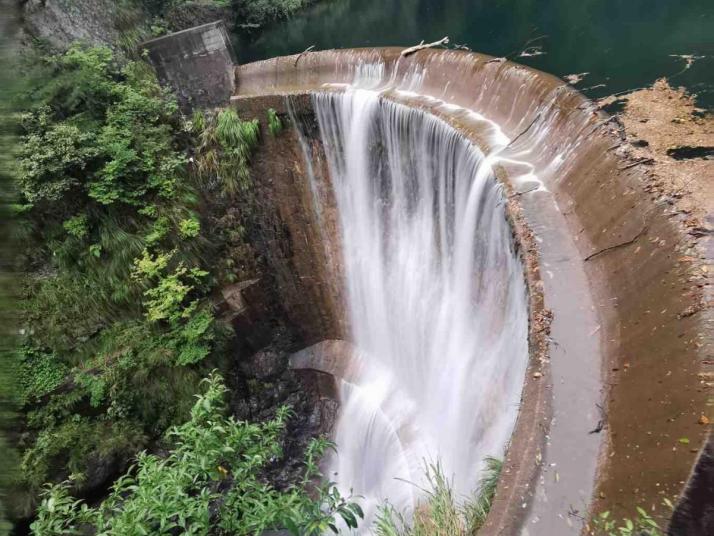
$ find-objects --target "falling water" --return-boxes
[309,84,529,531]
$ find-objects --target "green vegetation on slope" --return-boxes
[30,373,362,535]
[11,43,262,518]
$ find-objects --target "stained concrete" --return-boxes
[232,48,712,534]
[141,21,236,112]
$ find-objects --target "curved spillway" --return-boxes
[313,90,529,523]
[231,48,712,535]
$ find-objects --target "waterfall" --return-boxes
[310,87,529,531]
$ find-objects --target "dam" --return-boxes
[143,24,713,535]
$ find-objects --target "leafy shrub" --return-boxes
[179,215,201,238]
[13,43,260,511]
[17,347,68,406]
[589,501,672,536]
[30,373,363,535]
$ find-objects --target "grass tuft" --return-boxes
[375,457,502,536]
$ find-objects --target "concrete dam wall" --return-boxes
[143,27,713,536]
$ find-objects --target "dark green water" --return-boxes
[236,0,714,107]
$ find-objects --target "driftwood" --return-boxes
[583,222,648,262]
[506,112,542,148]
[401,37,449,57]
[294,45,316,66]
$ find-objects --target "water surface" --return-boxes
[236,0,714,107]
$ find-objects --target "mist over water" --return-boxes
[309,87,529,530]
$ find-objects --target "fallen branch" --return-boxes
[509,185,539,198]
[506,112,541,148]
[619,157,654,171]
[584,223,648,262]
[401,36,449,57]
[294,45,316,66]
[505,34,548,60]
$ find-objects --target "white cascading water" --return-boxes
[308,84,529,531]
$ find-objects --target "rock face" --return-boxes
[20,0,145,52]
[228,335,339,490]
[240,347,287,380]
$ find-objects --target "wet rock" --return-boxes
[240,348,287,380]
[70,451,127,501]
[21,0,144,54]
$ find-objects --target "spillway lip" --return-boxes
[231,46,713,534]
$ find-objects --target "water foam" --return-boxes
[305,83,530,531]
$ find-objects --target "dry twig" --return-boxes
[294,45,316,66]
[583,223,648,262]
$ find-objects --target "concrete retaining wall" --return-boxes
[141,21,236,112]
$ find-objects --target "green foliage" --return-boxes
[18,111,99,206]
[20,275,109,354]
[267,108,283,136]
[132,249,208,324]
[30,373,363,535]
[236,0,309,26]
[376,458,502,536]
[590,500,672,536]
[463,456,502,532]
[17,347,69,406]
[193,108,260,196]
[179,215,201,238]
[62,214,89,239]
[137,0,310,28]
[21,418,146,495]
[13,43,257,512]
[17,45,183,212]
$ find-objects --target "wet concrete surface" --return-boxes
[232,48,712,534]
